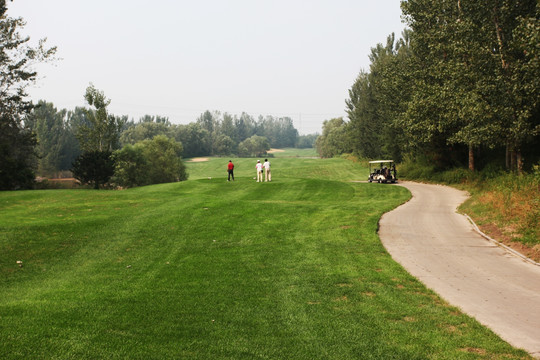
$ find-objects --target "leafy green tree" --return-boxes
[258,116,298,148]
[212,134,235,155]
[0,0,56,189]
[219,113,237,142]
[59,114,81,171]
[120,121,172,146]
[346,71,383,159]
[197,110,217,134]
[401,0,539,172]
[32,101,65,176]
[346,32,412,162]
[0,122,37,189]
[315,118,350,158]
[400,1,482,170]
[139,135,187,184]
[511,3,540,170]
[173,123,211,158]
[28,101,81,177]
[76,84,125,152]
[238,135,270,157]
[71,85,126,188]
[296,133,318,148]
[71,150,115,189]
[489,0,540,172]
[370,31,412,162]
[113,136,187,187]
[234,112,257,142]
[277,117,299,148]
[111,144,148,188]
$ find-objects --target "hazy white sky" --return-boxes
[8,0,405,134]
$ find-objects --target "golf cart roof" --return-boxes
[369,160,394,164]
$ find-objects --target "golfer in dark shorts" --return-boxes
[227,160,234,181]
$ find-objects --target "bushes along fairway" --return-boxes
[0,153,530,359]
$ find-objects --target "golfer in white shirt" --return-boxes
[255,160,263,182]
[263,159,271,182]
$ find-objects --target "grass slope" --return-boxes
[459,174,540,262]
[0,150,530,359]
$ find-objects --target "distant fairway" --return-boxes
[0,150,529,359]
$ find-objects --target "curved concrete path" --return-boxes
[379,182,540,358]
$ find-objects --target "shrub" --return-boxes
[436,168,475,184]
[398,155,437,180]
[141,135,187,184]
[112,136,188,188]
[112,144,148,188]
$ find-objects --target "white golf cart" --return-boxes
[368,160,397,183]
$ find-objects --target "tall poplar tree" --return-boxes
[77,84,125,152]
[346,31,411,161]
[30,101,70,177]
[72,84,125,188]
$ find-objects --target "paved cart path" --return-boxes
[378,182,540,358]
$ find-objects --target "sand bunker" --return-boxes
[188,157,209,162]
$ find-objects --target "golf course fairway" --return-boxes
[0,151,531,359]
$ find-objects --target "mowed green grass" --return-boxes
[0,150,530,359]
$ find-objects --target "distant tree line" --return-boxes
[26,103,315,177]
[3,87,318,189]
[23,86,320,188]
[317,1,539,174]
[119,110,306,158]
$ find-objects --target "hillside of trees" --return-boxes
[317,1,539,174]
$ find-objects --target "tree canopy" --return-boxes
[338,1,539,172]
[77,84,126,153]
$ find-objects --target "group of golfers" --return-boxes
[227,159,271,182]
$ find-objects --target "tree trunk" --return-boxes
[516,150,523,175]
[468,143,475,171]
[510,150,516,173]
[492,6,508,70]
[505,144,510,170]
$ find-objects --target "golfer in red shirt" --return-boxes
[227,160,234,181]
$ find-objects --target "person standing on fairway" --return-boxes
[263,158,271,182]
[255,160,263,182]
[227,160,234,181]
